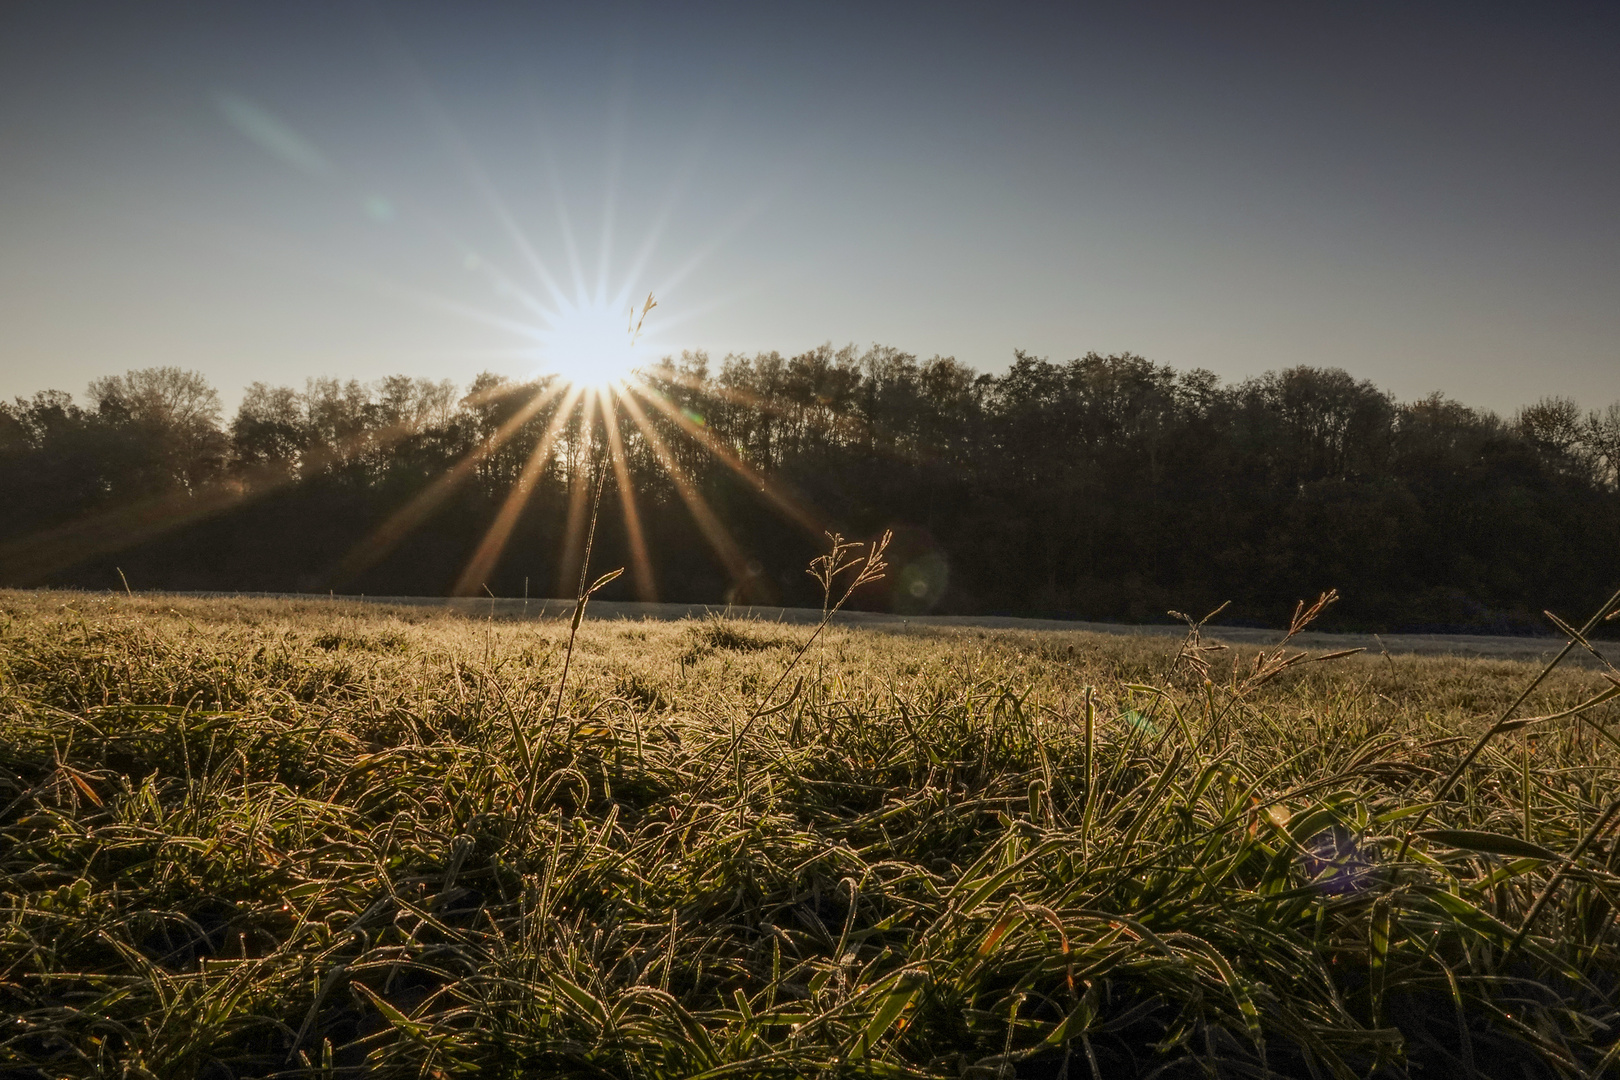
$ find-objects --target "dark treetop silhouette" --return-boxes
[2,349,1616,634]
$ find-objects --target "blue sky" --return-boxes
[2,2,1616,413]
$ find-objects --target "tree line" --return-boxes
[2,349,1617,632]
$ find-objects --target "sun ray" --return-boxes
[608,123,715,311]
[59,74,807,600]
[610,210,669,313]
[474,183,571,310]
[6,49,809,598]
[0,379,534,585]
[386,29,572,310]
[614,385,750,584]
[215,216,561,346]
[600,386,657,601]
[595,58,635,308]
[345,265,554,341]
[220,63,561,331]
[595,200,616,307]
[555,390,600,596]
[360,180,555,321]
[0,469,285,587]
[624,285,760,335]
[450,238,555,322]
[546,159,592,304]
[437,135,571,311]
[452,384,585,595]
[623,377,825,535]
[645,361,921,469]
[332,380,568,586]
[649,192,770,300]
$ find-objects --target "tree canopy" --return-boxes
[3,351,1615,633]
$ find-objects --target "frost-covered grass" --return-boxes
[2,588,1618,1078]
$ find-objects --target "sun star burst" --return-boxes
[534,295,654,389]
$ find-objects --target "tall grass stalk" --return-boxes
[550,452,623,731]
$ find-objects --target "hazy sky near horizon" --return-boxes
[2,2,1616,415]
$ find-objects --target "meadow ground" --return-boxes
[2,588,1619,1078]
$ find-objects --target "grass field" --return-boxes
[3,586,1620,1078]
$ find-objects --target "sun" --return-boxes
[533,296,653,388]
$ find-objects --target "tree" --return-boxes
[1581,404,1620,491]
[86,368,227,494]
[0,354,1615,632]
[231,382,306,474]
